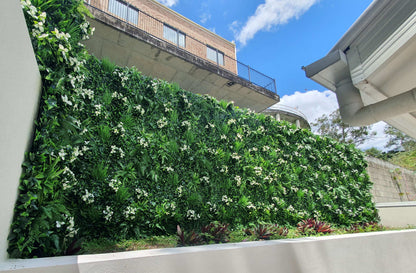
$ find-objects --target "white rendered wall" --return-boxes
[1,230,415,273]
[0,0,42,262]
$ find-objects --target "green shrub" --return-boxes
[9,0,378,258]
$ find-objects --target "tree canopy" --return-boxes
[311,109,376,146]
[384,125,416,152]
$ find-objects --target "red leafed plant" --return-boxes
[245,224,289,240]
[176,225,203,246]
[297,218,333,235]
[347,222,383,233]
[200,222,230,243]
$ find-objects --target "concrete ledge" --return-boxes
[376,201,416,208]
[1,230,415,273]
[377,201,416,227]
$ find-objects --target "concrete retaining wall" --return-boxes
[377,202,416,227]
[1,230,415,273]
[366,156,416,202]
[0,0,42,262]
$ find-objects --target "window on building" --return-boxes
[207,46,224,66]
[163,24,186,47]
[108,0,139,25]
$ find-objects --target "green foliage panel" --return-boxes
[9,0,378,258]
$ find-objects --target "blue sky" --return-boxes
[156,0,389,150]
[157,0,373,96]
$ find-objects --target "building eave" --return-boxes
[303,0,416,139]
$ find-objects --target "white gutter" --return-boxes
[335,77,416,126]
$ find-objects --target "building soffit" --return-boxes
[303,0,416,138]
[83,8,279,112]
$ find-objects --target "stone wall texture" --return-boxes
[366,156,416,203]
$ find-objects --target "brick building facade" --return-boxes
[88,0,237,73]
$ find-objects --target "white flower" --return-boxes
[152,80,158,92]
[207,202,217,212]
[110,145,117,154]
[80,22,90,33]
[205,122,215,129]
[138,137,149,148]
[94,104,102,116]
[249,180,260,186]
[58,149,66,160]
[220,134,227,140]
[254,166,262,176]
[103,206,114,222]
[135,105,145,115]
[81,189,94,204]
[220,165,228,173]
[200,176,210,184]
[164,166,174,172]
[246,202,256,210]
[164,102,173,112]
[110,145,124,158]
[157,117,168,128]
[82,145,89,153]
[61,95,72,106]
[38,33,48,39]
[75,88,94,100]
[62,180,71,190]
[181,120,191,128]
[56,220,65,228]
[66,216,77,237]
[136,188,149,198]
[177,185,183,196]
[222,195,232,206]
[138,137,149,147]
[109,179,121,192]
[124,206,137,220]
[291,186,299,193]
[180,144,189,151]
[114,122,125,136]
[234,175,242,186]
[227,119,236,125]
[112,91,121,98]
[70,146,83,163]
[186,209,200,220]
[231,153,241,160]
[58,44,69,60]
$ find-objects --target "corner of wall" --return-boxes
[0,0,42,261]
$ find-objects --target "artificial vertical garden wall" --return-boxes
[9,0,378,258]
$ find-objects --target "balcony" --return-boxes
[83,0,279,112]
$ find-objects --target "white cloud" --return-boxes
[276,90,389,150]
[357,121,389,151]
[156,0,178,7]
[200,12,211,24]
[235,0,319,45]
[280,90,337,122]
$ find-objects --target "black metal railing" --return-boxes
[85,0,277,93]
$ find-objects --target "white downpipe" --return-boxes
[335,78,416,126]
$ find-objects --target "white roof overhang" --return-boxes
[304,0,416,139]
